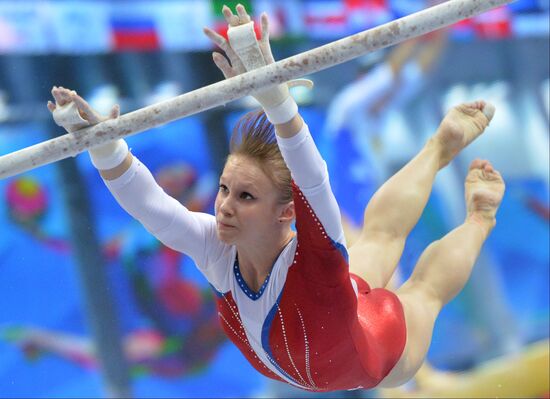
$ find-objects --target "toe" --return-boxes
[481,102,496,122]
[483,161,495,173]
[469,159,484,170]
[466,100,485,110]
[479,159,490,169]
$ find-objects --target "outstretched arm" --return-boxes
[205,5,345,245]
[47,87,219,268]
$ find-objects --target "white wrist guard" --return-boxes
[263,96,299,125]
[227,22,297,124]
[52,101,128,170]
[89,139,129,171]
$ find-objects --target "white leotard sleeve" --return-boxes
[387,61,424,108]
[102,156,230,282]
[324,64,394,135]
[276,123,346,247]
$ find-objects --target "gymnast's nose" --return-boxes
[218,195,235,217]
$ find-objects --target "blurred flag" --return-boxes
[345,0,392,31]
[110,5,160,52]
[473,6,512,38]
[303,0,393,39]
[453,6,512,39]
[303,0,349,39]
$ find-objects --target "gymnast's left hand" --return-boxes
[47,86,119,130]
[48,86,128,172]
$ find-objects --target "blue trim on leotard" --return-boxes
[233,256,271,301]
[261,290,304,387]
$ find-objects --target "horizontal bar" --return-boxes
[0,0,513,179]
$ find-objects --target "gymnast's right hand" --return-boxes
[202,5,301,125]
[47,86,129,171]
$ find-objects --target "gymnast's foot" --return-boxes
[465,159,505,236]
[433,101,495,169]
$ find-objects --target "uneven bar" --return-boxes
[0,0,513,179]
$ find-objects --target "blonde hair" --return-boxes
[228,110,292,204]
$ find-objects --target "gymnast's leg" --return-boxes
[348,101,495,288]
[378,159,505,387]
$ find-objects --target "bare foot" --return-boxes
[434,101,495,169]
[465,159,505,235]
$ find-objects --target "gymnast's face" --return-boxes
[215,155,290,246]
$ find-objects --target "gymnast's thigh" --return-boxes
[377,285,440,388]
[348,236,402,289]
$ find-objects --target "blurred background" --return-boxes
[0,0,548,397]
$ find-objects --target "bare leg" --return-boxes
[379,159,505,387]
[349,101,495,288]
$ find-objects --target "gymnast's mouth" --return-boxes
[217,221,236,229]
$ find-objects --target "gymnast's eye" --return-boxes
[240,192,255,200]
[219,184,228,193]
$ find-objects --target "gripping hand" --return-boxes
[48,86,128,170]
[204,5,312,124]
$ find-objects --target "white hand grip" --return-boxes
[52,102,90,132]
[227,21,266,71]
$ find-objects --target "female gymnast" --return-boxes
[47,5,505,392]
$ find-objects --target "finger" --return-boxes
[259,40,275,65]
[57,88,74,106]
[224,46,247,72]
[204,27,246,72]
[71,96,102,124]
[51,86,67,105]
[109,104,120,119]
[203,27,230,51]
[60,87,77,103]
[212,52,235,79]
[259,13,275,64]
[260,12,270,42]
[236,4,251,24]
[222,5,240,26]
[47,101,56,112]
[51,87,63,104]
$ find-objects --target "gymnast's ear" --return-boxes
[278,201,295,223]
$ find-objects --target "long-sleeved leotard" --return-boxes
[104,122,406,391]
